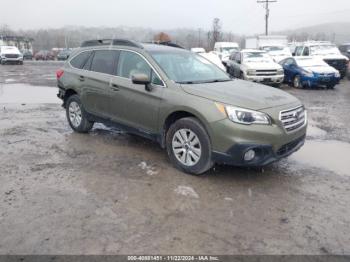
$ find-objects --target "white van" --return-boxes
[0,46,24,65]
[213,42,240,66]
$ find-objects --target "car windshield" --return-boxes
[310,45,341,55]
[262,46,284,52]
[150,50,230,84]
[296,58,327,67]
[243,52,272,62]
[221,47,238,53]
[263,46,291,55]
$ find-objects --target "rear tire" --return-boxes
[66,95,94,133]
[166,117,213,175]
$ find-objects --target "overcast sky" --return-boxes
[1,0,350,34]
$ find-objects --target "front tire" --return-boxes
[66,95,94,133]
[327,84,336,89]
[166,117,213,175]
[293,75,302,88]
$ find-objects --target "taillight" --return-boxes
[56,69,64,79]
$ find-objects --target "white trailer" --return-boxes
[245,36,291,62]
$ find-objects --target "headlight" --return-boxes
[277,69,284,75]
[246,69,256,76]
[225,106,271,125]
[302,69,314,78]
[335,71,340,78]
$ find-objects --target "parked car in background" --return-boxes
[280,57,340,89]
[190,47,206,53]
[191,47,226,71]
[0,46,23,65]
[261,46,292,63]
[226,49,284,87]
[57,39,307,175]
[213,42,240,67]
[338,43,350,59]
[22,50,33,60]
[34,50,55,61]
[57,49,72,61]
[294,41,349,78]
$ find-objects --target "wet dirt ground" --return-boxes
[0,61,350,255]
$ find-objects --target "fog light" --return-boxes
[244,149,255,161]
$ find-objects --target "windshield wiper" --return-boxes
[203,79,232,83]
[177,79,231,85]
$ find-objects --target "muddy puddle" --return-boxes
[290,139,350,176]
[0,83,60,104]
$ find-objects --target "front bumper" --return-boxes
[301,75,340,87]
[245,74,284,84]
[209,105,307,167]
[1,57,23,63]
[212,135,305,167]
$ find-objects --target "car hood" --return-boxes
[314,54,349,61]
[244,61,282,70]
[303,65,338,74]
[181,80,300,110]
[1,49,21,55]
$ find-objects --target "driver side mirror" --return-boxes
[131,73,152,91]
[132,73,150,85]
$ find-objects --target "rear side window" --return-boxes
[70,51,92,69]
[90,50,118,75]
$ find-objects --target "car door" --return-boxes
[281,58,294,83]
[110,50,164,134]
[233,52,242,78]
[226,53,236,76]
[80,49,119,119]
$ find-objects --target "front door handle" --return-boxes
[110,84,120,91]
[79,76,85,82]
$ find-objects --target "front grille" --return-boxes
[324,59,347,71]
[279,106,306,133]
[255,69,278,76]
[5,54,19,59]
[277,135,306,156]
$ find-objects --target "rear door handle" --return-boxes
[79,76,85,82]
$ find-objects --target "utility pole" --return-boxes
[257,0,277,35]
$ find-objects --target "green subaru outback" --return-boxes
[57,39,307,175]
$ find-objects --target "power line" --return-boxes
[257,0,277,35]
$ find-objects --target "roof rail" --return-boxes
[80,39,144,49]
[146,41,185,49]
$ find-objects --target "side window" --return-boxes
[83,52,94,70]
[117,51,151,78]
[303,47,310,56]
[117,51,163,86]
[286,58,295,66]
[151,71,163,86]
[234,52,241,63]
[70,51,92,69]
[295,47,303,56]
[90,50,117,75]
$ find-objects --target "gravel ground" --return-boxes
[0,61,349,255]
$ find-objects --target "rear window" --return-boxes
[70,51,92,69]
[90,50,118,75]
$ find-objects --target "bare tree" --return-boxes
[0,24,14,35]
